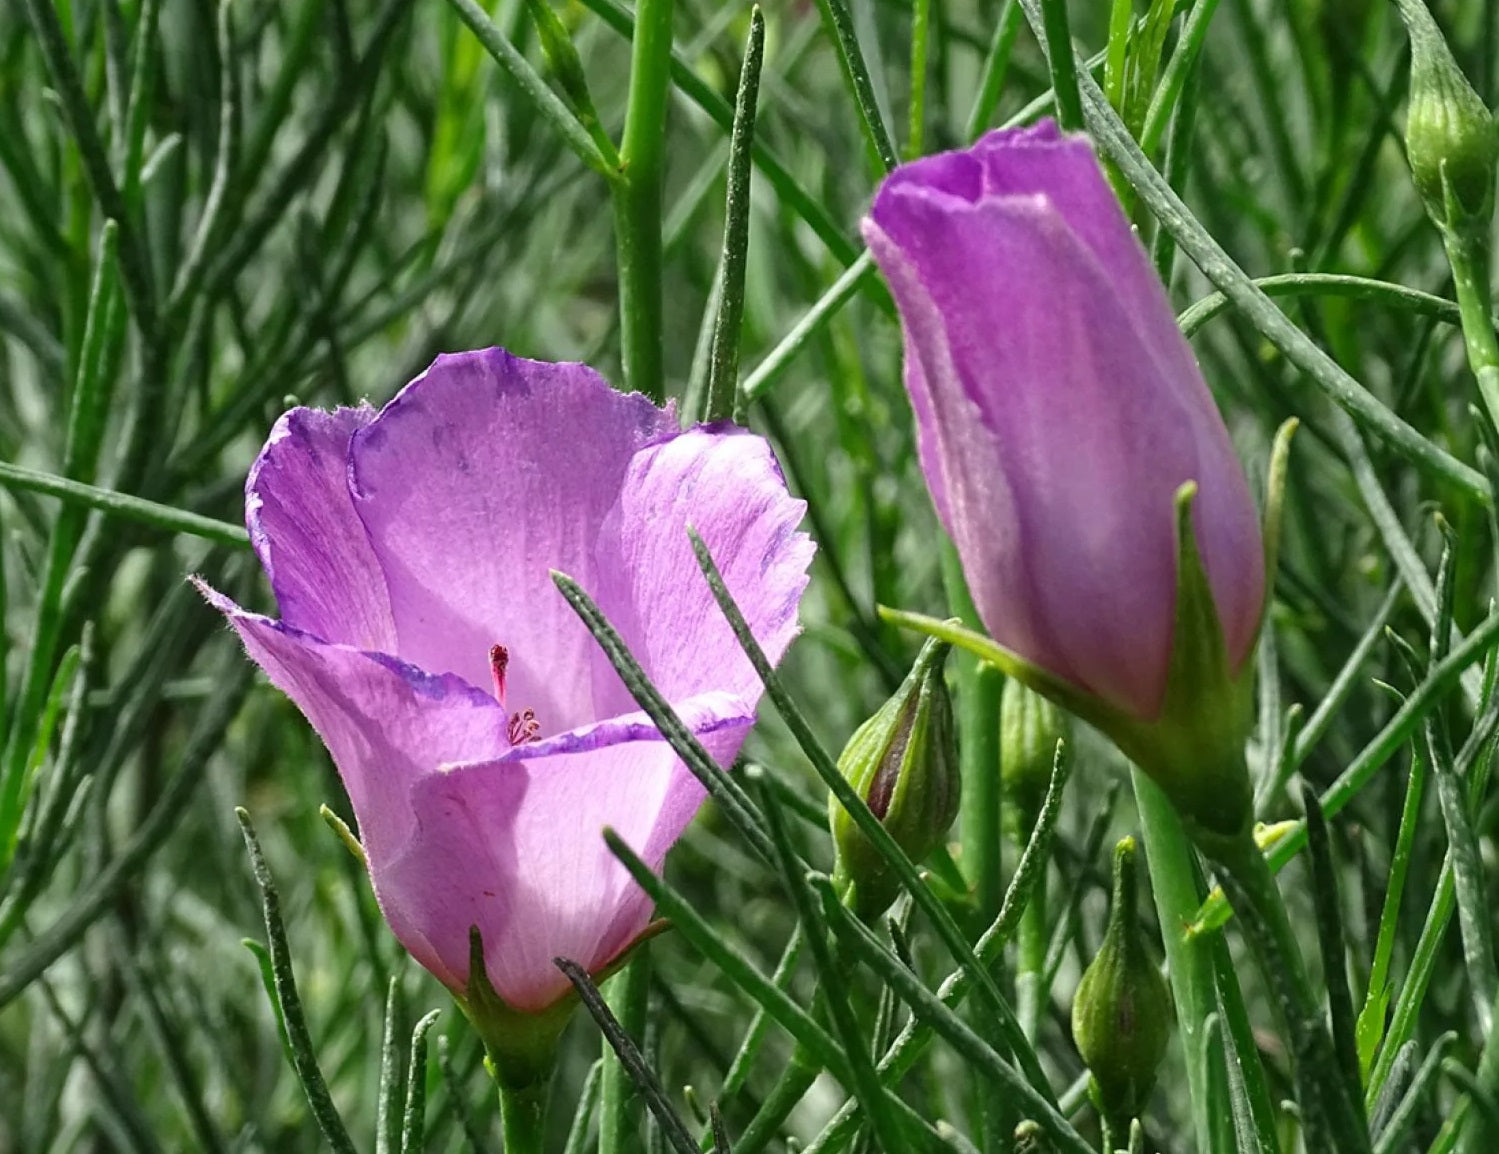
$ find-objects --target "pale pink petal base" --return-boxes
[380,696,753,1009]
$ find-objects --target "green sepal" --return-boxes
[317,804,366,866]
[458,919,668,1090]
[881,484,1257,862]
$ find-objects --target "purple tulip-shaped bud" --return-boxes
[201,349,813,1083]
[864,122,1265,850]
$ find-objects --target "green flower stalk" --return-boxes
[1072,838,1172,1151]
[830,638,961,919]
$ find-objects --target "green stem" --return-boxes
[1036,0,1083,131]
[1016,887,1046,1042]
[1444,231,1499,432]
[612,0,673,403]
[1131,771,1232,1154]
[733,1050,819,1154]
[940,545,1004,926]
[1216,838,1370,1154]
[1449,989,1499,1154]
[499,1080,549,1154]
[599,951,651,1154]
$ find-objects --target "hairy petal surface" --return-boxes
[246,406,396,652]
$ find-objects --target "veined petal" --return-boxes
[347,349,678,729]
[246,406,396,651]
[376,693,753,1009]
[588,427,815,720]
[198,581,506,862]
[865,188,1262,717]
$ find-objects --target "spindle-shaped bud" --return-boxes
[830,638,961,918]
[1398,0,1497,235]
[1072,837,1172,1135]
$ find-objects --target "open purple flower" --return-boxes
[862,120,1263,723]
[203,349,812,1019]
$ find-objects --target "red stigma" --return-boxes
[489,644,509,705]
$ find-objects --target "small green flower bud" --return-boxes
[999,680,1071,841]
[830,638,960,918]
[1072,837,1172,1132]
[1398,0,1497,232]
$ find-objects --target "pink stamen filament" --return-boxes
[508,708,540,745]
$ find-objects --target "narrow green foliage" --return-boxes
[613,0,676,402]
[812,0,899,171]
[445,0,617,177]
[400,1010,442,1154]
[1301,788,1362,1109]
[702,8,764,425]
[0,463,250,547]
[756,773,907,1152]
[906,0,932,158]
[525,0,619,167]
[236,809,359,1154]
[599,952,652,1154]
[1034,0,1083,130]
[559,957,698,1154]
[688,532,1049,1099]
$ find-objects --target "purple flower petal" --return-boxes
[864,129,1263,718]
[588,427,815,720]
[199,580,505,861]
[346,349,678,729]
[376,694,753,1009]
[246,406,396,651]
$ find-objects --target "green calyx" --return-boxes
[1397,0,1497,235]
[999,680,1071,842]
[830,637,961,919]
[458,927,577,1092]
[1104,482,1256,856]
[881,482,1258,863]
[458,921,666,1091]
[1071,837,1173,1130]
